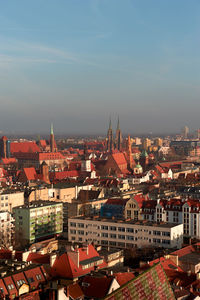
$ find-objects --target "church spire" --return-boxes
[51,123,54,135]
[50,123,55,153]
[109,116,112,130]
[116,116,122,151]
[107,116,113,153]
[117,115,120,130]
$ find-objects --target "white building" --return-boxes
[0,211,14,248]
[68,216,183,249]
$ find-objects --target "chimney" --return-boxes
[11,250,16,260]
[22,250,30,262]
[50,253,57,267]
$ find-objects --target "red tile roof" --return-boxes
[50,170,79,181]
[133,194,147,208]
[23,167,37,181]
[104,263,175,300]
[51,245,107,279]
[68,282,84,299]
[10,141,40,153]
[111,153,127,166]
[114,272,135,286]
[27,252,50,264]
[0,158,17,165]
[81,276,114,298]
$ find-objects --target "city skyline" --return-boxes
[0,1,200,134]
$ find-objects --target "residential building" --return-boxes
[0,190,24,212]
[0,211,13,248]
[13,201,63,247]
[68,216,183,249]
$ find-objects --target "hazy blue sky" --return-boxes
[0,0,200,135]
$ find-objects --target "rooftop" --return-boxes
[13,200,63,209]
[69,216,181,228]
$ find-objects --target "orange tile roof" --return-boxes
[111,153,127,166]
[23,167,37,181]
[114,272,135,286]
[10,141,40,153]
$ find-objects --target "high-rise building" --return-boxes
[182,126,189,139]
[13,201,63,247]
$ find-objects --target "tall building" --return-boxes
[182,126,189,139]
[142,138,151,151]
[13,201,63,247]
[127,135,133,170]
[106,118,114,153]
[50,123,55,152]
[155,138,163,147]
[115,116,122,151]
[0,136,10,159]
[197,129,200,140]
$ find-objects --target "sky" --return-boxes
[0,0,200,135]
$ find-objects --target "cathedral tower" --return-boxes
[115,116,122,151]
[50,123,55,153]
[107,117,114,153]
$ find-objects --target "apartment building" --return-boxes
[0,190,24,212]
[0,211,13,248]
[68,216,183,249]
[125,196,200,240]
[13,201,63,247]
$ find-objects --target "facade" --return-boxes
[131,197,200,240]
[68,216,183,249]
[0,211,13,248]
[13,201,63,247]
[0,190,24,213]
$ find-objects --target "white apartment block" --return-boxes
[68,217,183,249]
[0,211,14,248]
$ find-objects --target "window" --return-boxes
[127,210,131,217]
[110,226,116,231]
[78,223,84,228]
[118,235,125,240]
[126,228,134,233]
[36,274,42,280]
[102,232,108,237]
[70,222,76,227]
[8,284,14,290]
[17,279,25,286]
[78,230,84,235]
[101,225,108,230]
[110,233,116,238]
[126,236,134,240]
[118,227,125,232]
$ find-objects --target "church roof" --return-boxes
[104,263,175,300]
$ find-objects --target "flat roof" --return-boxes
[13,200,63,209]
[69,216,181,229]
